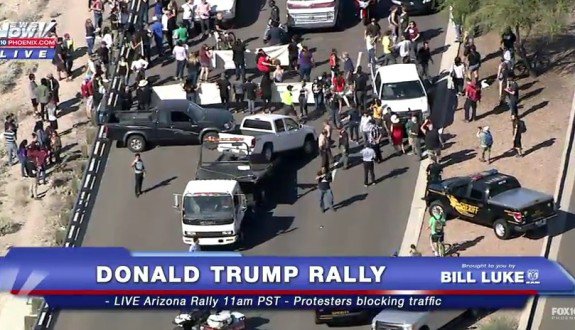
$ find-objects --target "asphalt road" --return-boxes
[54,1,449,329]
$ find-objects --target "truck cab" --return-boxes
[372,64,430,120]
[286,0,340,29]
[174,180,248,246]
[371,310,468,330]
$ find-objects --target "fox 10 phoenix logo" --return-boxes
[0,22,58,60]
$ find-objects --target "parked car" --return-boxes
[218,114,317,162]
[391,0,439,14]
[104,99,235,152]
[425,169,557,239]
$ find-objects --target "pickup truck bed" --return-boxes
[196,161,274,184]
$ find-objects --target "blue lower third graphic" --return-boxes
[0,48,56,60]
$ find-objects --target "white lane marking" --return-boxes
[398,8,459,256]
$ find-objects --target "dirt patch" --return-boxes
[417,31,573,257]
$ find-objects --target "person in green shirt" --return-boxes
[428,211,446,256]
[174,22,188,44]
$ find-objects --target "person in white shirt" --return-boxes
[361,145,376,187]
[359,111,372,145]
[450,56,466,95]
[189,237,201,252]
[365,34,377,67]
[173,40,189,80]
[131,54,149,82]
[182,0,195,33]
[102,27,113,50]
[396,34,412,63]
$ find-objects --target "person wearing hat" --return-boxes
[477,126,493,163]
[137,79,152,111]
[281,85,297,117]
[390,114,406,154]
[424,121,443,163]
[429,207,447,256]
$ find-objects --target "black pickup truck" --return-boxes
[315,308,378,326]
[425,169,557,240]
[103,99,235,152]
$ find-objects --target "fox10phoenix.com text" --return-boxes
[0,22,57,60]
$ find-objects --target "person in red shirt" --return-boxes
[464,78,481,122]
[329,49,339,79]
[81,77,95,119]
[256,49,273,76]
[332,72,346,112]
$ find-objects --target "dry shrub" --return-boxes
[14,182,30,207]
[45,216,68,247]
[0,62,24,93]
[0,216,21,236]
[86,127,98,145]
[50,172,70,190]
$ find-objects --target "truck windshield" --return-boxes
[381,81,425,100]
[183,194,234,219]
[187,103,205,122]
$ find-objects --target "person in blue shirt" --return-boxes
[151,16,164,58]
[154,0,163,19]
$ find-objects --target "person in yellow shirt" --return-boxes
[381,29,396,66]
[372,99,384,126]
[281,85,297,118]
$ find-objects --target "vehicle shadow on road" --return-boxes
[375,166,409,184]
[245,316,271,329]
[240,212,296,250]
[262,155,316,210]
[525,210,575,240]
[234,0,266,29]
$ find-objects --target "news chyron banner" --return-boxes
[0,22,58,60]
[0,248,574,310]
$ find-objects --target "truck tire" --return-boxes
[493,219,512,240]
[201,131,218,150]
[428,200,448,217]
[126,135,146,153]
[262,143,274,162]
[302,135,316,156]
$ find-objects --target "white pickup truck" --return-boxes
[218,114,317,162]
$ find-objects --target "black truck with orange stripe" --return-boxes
[425,169,557,240]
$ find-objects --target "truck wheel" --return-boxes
[302,135,316,156]
[201,131,218,150]
[126,135,146,153]
[493,219,512,240]
[428,200,447,217]
[262,143,274,162]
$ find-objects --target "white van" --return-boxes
[371,310,469,330]
[372,64,431,119]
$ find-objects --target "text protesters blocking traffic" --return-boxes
[1,248,574,310]
[0,22,57,60]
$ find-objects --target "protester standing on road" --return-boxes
[260,74,273,113]
[416,41,433,79]
[338,126,349,169]
[464,78,481,122]
[341,52,355,82]
[346,106,361,142]
[196,0,211,38]
[312,77,325,112]
[187,51,200,85]
[132,153,146,198]
[243,78,257,114]
[424,122,443,163]
[233,78,245,112]
[17,140,28,177]
[181,0,195,36]
[316,167,335,213]
[298,82,309,119]
[51,131,62,164]
[390,115,406,155]
[137,79,152,111]
[232,39,247,81]
[281,85,296,117]
[405,115,421,158]
[396,34,412,63]
[318,129,332,170]
[25,156,38,199]
[173,40,189,81]
[216,73,232,111]
[90,0,104,29]
[199,44,212,82]
[360,110,372,144]
[151,16,164,58]
[329,49,339,79]
[511,115,526,157]
[361,144,376,187]
[497,59,510,105]
[388,6,400,41]
[365,33,377,67]
[298,46,314,82]
[477,126,493,163]
[288,35,299,72]
[189,237,201,252]
[353,66,369,110]
[369,120,384,163]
